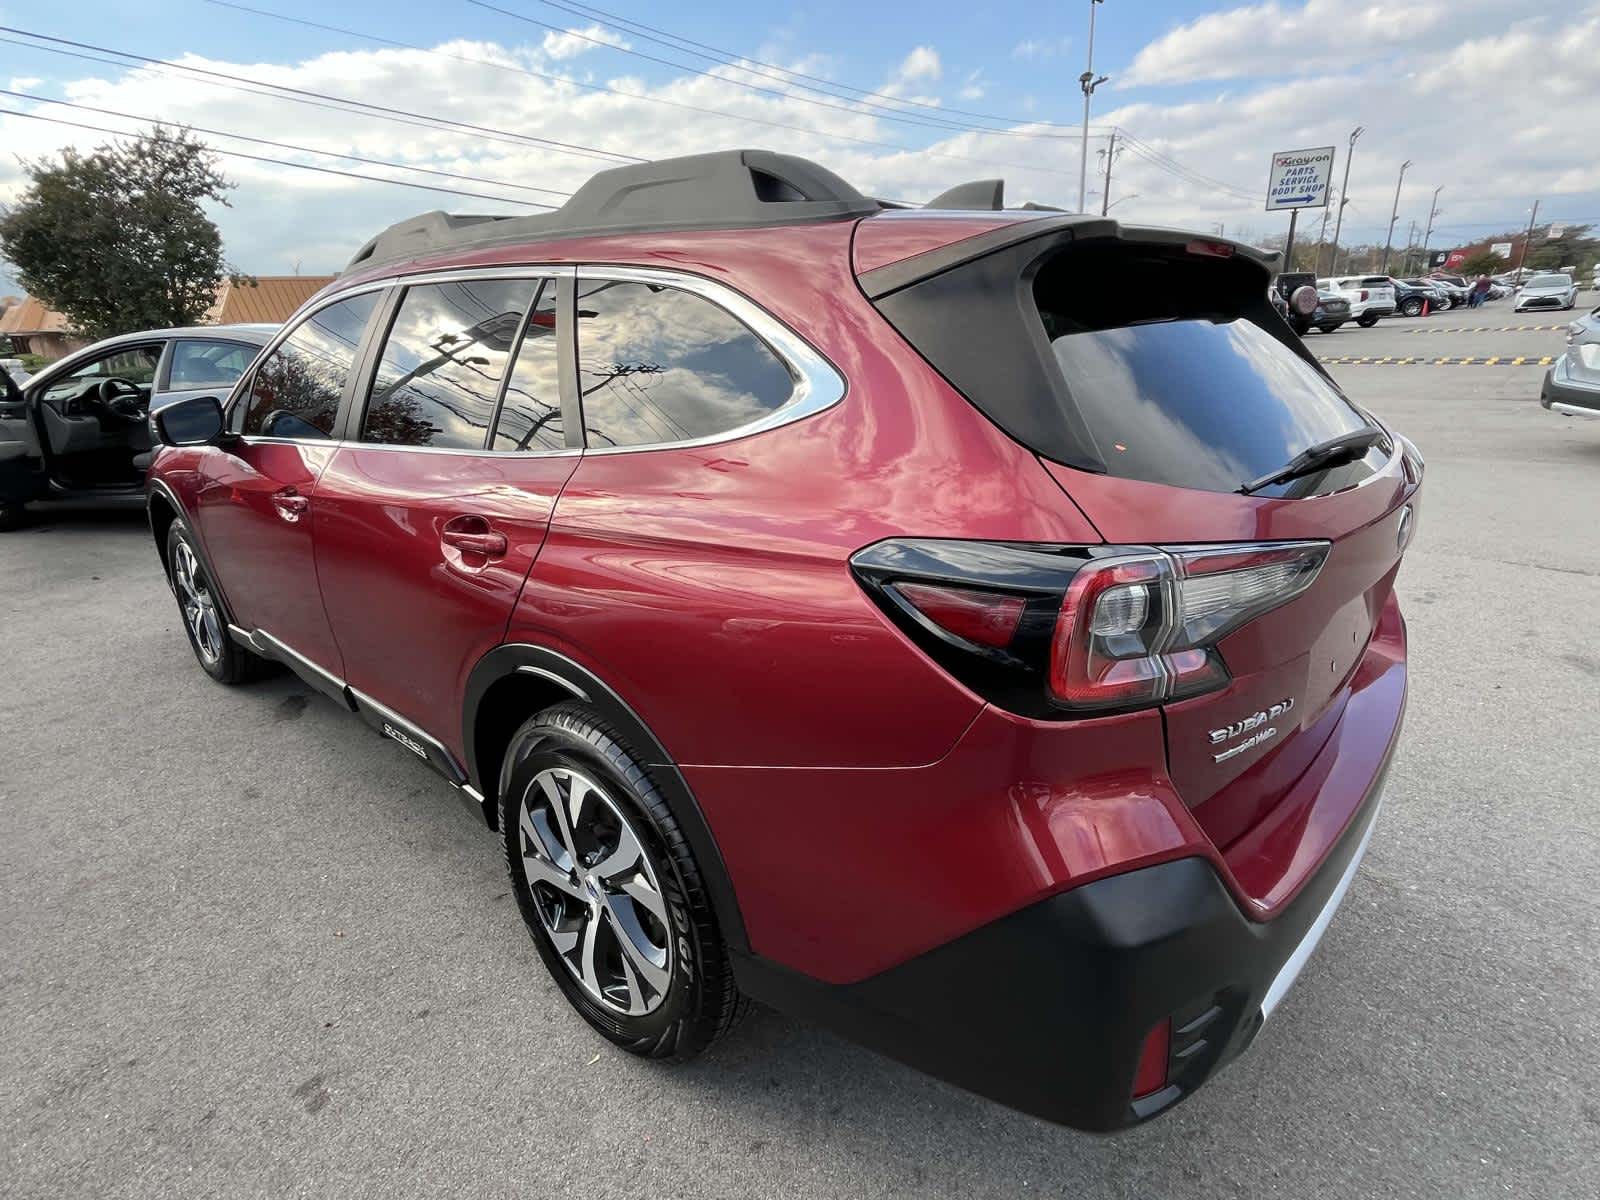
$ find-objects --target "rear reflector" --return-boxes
[1132,1019,1171,1099]
[892,581,1025,649]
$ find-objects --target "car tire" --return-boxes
[0,501,27,532]
[1290,320,1310,337]
[165,518,272,684]
[1356,314,1379,328]
[1401,298,1424,317]
[1317,324,1340,334]
[500,702,747,1061]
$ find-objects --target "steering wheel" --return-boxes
[95,377,147,422]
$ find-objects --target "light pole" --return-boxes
[1328,126,1363,278]
[1516,199,1541,277]
[1381,159,1412,272]
[1419,185,1442,274]
[1078,0,1108,212]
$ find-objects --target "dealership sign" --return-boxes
[1265,146,1335,211]
[1490,242,1514,258]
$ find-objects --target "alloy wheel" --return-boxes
[172,541,223,665]
[517,766,673,1016]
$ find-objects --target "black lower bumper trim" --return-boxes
[733,761,1390,1132]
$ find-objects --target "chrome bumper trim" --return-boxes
[1260,793,1384,1021]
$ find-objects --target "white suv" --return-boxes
[1319,276,1398,327]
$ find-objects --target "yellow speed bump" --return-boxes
[1317,355,1556,367]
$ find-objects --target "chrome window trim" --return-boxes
[226,263,844,457]
[571,264,845,455]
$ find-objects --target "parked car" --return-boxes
[1541,305,1600,419]
[0,324,275,529]
[143,151,1419,1133]
[1427,276,1472,310]
[1514,272,1579,312]
[1320,275,1397,326]
[1401,278,1451,312]
[1297,287,1351,334]
[1387,277,1437,317]
[1271,272,1346,334]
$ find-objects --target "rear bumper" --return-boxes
[729,602,1407,1131]
[735,755,1392,1131]
[1541,357,1600,415]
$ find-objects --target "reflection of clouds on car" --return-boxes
[575,282,795,447]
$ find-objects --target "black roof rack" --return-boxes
[343,149,880,276]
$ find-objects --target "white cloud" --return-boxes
[958,70,986,101]
[890,46,942,85]
[1012,38,1069,61]
[0,3,1593,291]
[540,24,629,61]
[1120,0,1502,86]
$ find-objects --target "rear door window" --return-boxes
[574,280,795,448]
[361,279,538,450]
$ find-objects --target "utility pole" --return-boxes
[1402,219,1417,275]
[1078,0,1108,213]
[1100,129,1118,216]
[1329,126,1363,279]
[1517,199,1541,276]
[1419,186,1442,273]
[1381,159,1411,272]
[1316,187,1336,274]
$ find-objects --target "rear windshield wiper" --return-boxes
[1237,427,1390,495]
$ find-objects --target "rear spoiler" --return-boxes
[857,214,1279,301]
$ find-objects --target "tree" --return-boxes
[1457,249,1508,277]
[0,126,235,340]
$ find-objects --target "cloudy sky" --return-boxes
[1,0,1594,297]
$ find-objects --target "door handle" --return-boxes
[441,517,507,558]
[272,488,309,522]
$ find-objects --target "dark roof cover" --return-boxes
[343,149,879,276]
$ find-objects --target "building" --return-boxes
[204,275,334,325]
[0,296,82,359]
[0,274,335,362]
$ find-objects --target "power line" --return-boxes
[464,0,1111,146]
[200,0,1094,179]
[0,107,552,206]
[0,33,642,163]
[0,26,643,165]
[0,88,570,200]
[520,0,1028,127]
[467,0,1009,137]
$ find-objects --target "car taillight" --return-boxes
[1047,541,1326,712]
[891,581,1025,648]
[850,538,1330,718]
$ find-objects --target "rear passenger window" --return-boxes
[490,281,563,452]
[574,280,794,448]
[241,293,379,438]
[362,279,537,449]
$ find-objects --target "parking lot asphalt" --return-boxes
[3,315,1598,1199]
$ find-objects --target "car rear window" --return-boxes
[871,235,1377,494]
[1043,318,1370,493]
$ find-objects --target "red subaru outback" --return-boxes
[146,151,1417,1131]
